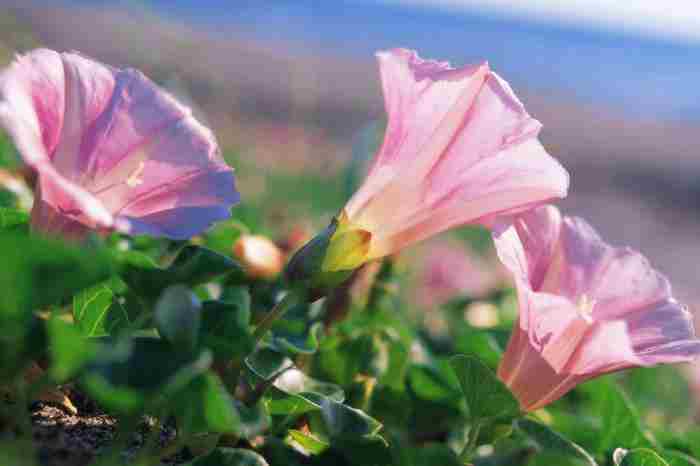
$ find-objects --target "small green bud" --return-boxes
[284,212,372,295]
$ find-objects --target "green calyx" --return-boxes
[284,212,372,294]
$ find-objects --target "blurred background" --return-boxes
[1,0,699,308]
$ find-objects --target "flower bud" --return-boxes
[285,213,372,294]
[233,235,285,280]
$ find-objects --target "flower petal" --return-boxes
[0,49,239,240]
[492,204,562,289]
[346,48,489,221]
[345,50,568,258]
[627,298,700,364]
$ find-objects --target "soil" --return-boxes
[11,389,191,466]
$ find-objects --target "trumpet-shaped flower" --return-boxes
[0,49,239,239]
[494,205,700,411]
[328,48,568,270]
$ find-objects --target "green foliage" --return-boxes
[516,418,597,466]
[614,448,670,466]
[189,448,270,466]
[585,378,656,454]
[450,354,520,423]
[0,140,695,466]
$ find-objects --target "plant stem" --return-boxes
[459,420,482,465]
[252,292,301,344]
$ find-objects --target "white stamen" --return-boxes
[576,294,596,323]
[126,161,146,187]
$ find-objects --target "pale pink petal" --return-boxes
[347,48,488,217]
[495,205,700,411]
[565,320,641,375]
[498,327,586,412]
[343,49,568,259]
[626,299,700,364]
[585,247,671,321]
[492,204,562,288]
[49,52,116,180]
[526,291,592,373]
[0,49,239,240]
[0,49,64,165]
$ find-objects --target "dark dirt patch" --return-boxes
[1,388,192,466]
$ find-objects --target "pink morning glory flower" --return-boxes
[0,49,239,240]
[494,205,700,411]
[331,48,569,269]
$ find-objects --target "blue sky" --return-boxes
[69,0,700,120]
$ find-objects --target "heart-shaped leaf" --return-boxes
[516,418,598,466]
[450,354,520,423]
[171,373,240,434]
[586,379,655,453]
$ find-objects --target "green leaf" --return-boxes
[172,373,240,434]
[269,369,345,416]
[315,332,405,389]
[516,418,598,466]
[81,338,211,414]
[313,397,383,439]
[452,325,503,369]
[614,448,670,466]
[586,378,655,453]
[154,285,202,351]
[246,348,344,416]
[0,232,111,378]
[0,207,29,230]
[199,296,253,362]
[189,448,269,466]
[449,354,520,422]
[203,217,245,255]
[120,245,243,300]
[72,279,138,337]
[286,429,329,455]
[316,436,393,466]
[664,451,700,466]
[407,363,462,404]
[47,318,97,382]
[404,444,462,466]
[272,319,323,355]
[235,400,271,439]
[0,231,113,314]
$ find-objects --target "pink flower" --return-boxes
[338,48,569,264]
[494,205,700,411]
[0,49,239,240]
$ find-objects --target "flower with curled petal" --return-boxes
[494,205,700,411]
[286,48,569,292]
[0,49,239,240]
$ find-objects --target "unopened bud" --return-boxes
[465,302,500,328]
[285,212,372,294]
[233,235,284,280]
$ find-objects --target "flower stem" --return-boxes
[252,292,301,344]
[459,420,482,465]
